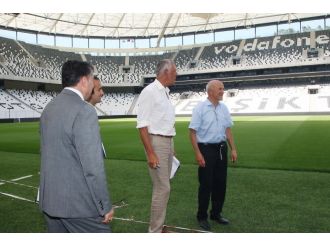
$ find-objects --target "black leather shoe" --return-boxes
[198,219,211,231]
[210,216,230,225]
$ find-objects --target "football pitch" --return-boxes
[0,115,329,232]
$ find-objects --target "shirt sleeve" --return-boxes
[136,88,152,129]
[189,103,202,131]
[223,103,233,128]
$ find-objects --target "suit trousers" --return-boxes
[148,135,174,233]
[197,142,228,221]
[44,212,111,233]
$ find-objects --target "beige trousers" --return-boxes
[148,135,174,233]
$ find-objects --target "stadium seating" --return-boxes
[1,30,329,81]
[21,41,82,80]
[0,89,41,119]
[85,55,125,84]
[196,41,241,70]
[0,64,10,75]
[0,37,53,80]
[129,52,174,75]
[95,93,136,115]
[0,88,138,118]
[1,30,330,118]
[174,48,200,71]
[174,84,330,114]
[7,89,57,111]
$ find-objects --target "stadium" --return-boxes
[0,12,329,234]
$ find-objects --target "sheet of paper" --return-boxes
[170,156,180,179]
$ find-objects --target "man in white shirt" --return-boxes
[136,59,177,233]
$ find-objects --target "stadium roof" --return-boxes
[0,13,327,39]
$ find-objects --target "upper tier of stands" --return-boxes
[85,55,125,84]
[0,36,53,79]
[21,41,82,80]
[174,47,200,71]
[1,30,329,84]
[129,52,174,75]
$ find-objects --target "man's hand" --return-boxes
[102,208,114,224]
[196,151,206,167]
[147,151,160,169]
[231,149,237,164]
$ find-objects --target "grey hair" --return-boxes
[206,80,223,93]
[156,59,175,76]
[206,81,214,93]
[206,83,210,92]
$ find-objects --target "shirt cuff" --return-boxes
[136,120,149,129]
[188,124,198,130]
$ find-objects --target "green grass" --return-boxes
[0,116,329,232]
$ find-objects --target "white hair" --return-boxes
[156,59,175,76]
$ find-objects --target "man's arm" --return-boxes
[138,127,159,169]
[189,128,205,167]
[73,104,112,217]
[226,128,237,163]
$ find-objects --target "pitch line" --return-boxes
[113,216,210,233]
[0,193,210,233]
[11,175,33,181]
[0,179,38,189]
[0,191,35,203]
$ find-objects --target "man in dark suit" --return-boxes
[39,60,114,233]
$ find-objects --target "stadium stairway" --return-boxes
[127,94,139,115]
[194,46,205,61]
[16,40,40,68]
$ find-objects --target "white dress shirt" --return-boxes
[64,87,84,101]
[136,79,176,136]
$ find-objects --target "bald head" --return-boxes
[206,80,224,93]
[206,80,225,105]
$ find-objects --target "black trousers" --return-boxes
[197,142,228,221]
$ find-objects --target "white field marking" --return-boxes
[162,224,210,233]
[113,216,149,225]
[11,175,33,181]
[0,191,35,203]
[0,179,38,189]
[113,216,210,233]
[112,201,129,209]
[0,192,208,233]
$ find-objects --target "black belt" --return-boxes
[198,141,226,146]
[150,134,174,138]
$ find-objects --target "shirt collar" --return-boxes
[155,79,170,93]
[206,98,220,107]
[65,87,84,101]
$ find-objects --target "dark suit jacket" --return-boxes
[39,89,111,218]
